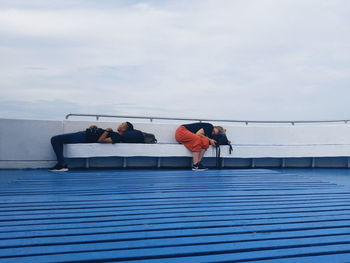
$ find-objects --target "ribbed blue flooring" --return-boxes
[1,169,350,262]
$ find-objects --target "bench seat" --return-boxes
[65,143,350,159]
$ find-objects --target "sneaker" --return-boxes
[49,164,69,172]
[192,163,208,171]
[197,162,208,171]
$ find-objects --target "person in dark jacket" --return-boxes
[175,122,223,171]
[49,122,135,172]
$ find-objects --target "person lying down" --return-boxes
[49,122,151,172]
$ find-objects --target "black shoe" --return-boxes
[197,162,208,171]
[49,164,69,172]
[192,163,208,171]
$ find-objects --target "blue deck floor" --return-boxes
[1,168,350,262]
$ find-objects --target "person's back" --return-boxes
[121,129,145,143]
[182,122,214,138]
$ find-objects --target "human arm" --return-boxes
[97,128,113,143]
[195,128,216,146]
[195,128,205,137]
[208,138,217,146]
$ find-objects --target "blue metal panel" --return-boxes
[1,169,350,262]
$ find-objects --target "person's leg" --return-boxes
[198,149,206,163]
[197,137,209,163]
[51,131,86,165]
[192,151,201,165]
[51,135,65,165]
[192,149,208,170]
[176,126,199,163]
[175,126,207,170]
[193,137,209,166]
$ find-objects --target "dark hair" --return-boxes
[125,122,134,131]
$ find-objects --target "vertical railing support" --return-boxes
[311,158,316,168]
[281,158,286,168]
[251,159,255,168]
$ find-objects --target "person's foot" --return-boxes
[192,163,208,171]
[197,162,208,171]
[49,163,69,172]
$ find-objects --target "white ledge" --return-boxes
[64,143,350,159]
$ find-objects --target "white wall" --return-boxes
[1,118,350,168]
[63,119,350,145]
[0,119,62,161]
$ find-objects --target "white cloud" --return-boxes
[0,0,350,121]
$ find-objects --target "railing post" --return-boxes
[281,158,286,168]
[311,158,315,168]
[251,159,255,168]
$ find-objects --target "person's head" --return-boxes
[213,126,226,136]
[117,122,134,134]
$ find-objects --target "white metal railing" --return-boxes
[65,113,350,126]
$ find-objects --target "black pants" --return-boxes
[51,131,87,165]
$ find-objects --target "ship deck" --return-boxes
[1,168,350,262]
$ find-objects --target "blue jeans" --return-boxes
[51,131,87,165]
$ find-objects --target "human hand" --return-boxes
[209,139,217,146]
[106,128,113,131]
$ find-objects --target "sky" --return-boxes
[0,0,350,121]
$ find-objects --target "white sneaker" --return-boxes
[49,164,69,172]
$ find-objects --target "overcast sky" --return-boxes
[0,0,350,121]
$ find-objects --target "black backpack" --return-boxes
[142,132,157,144]
[212,133,233,168]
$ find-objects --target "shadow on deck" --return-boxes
[1,168,350,262]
